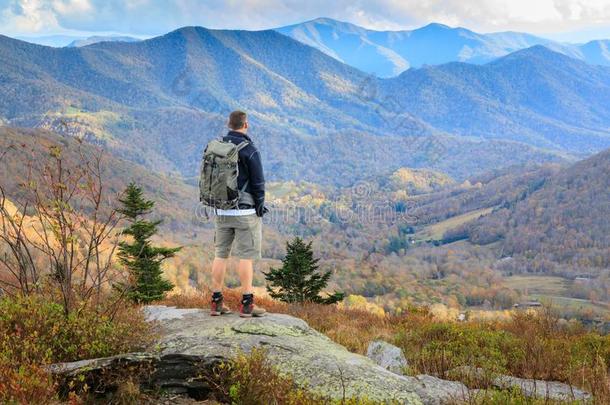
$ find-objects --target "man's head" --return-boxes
[228,110,248,133]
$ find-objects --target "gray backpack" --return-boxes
[199,140,254,209]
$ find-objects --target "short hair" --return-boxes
[228,110,247,130]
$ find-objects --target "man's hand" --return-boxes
[256,204,269,217]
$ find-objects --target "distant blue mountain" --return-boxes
[14,34,85,47]
[577,40,610,66]
[14,34,140,48]
[67,35,140,47]
[276,18,609,77]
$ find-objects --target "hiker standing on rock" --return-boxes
[199,110,268,317]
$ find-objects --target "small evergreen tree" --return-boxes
[118,183,180,304]
[263,237,343,304]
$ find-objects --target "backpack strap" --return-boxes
[235,140,250,153]
[234,141,256,207]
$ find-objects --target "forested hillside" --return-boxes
[0,127,197,231]
[459,148,610,275]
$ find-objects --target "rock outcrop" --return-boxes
[49,306,473,404]
[47,306,594,404]
[144,306,437,404]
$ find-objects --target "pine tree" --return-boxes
[117,183,180,304]
[263,237,343,304]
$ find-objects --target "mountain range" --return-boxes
[382,46,610,153]
[277,18,610,77]
[1,25,609,185]
[12,18,610,79]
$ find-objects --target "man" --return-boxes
[210,110,267,317]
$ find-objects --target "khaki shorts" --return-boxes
[214,214,262,260]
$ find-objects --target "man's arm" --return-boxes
[246,148,265,216]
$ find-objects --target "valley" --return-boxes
[7,127,605,323]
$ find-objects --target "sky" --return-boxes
[2,0,610,43]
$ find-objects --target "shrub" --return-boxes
[0,295,151,364]
[0,294,152,402]
[211,348,319,404]
[463,388,584,405]
[0,361,56,404]
[395,321,523,380]
[209,348,381,405]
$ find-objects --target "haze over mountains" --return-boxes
[1,23,610,185]
[67,35,140,47]
[15,34,141,48]
[277,18,610,77]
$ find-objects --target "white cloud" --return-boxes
[1,0,61,33]
[1,0,609,41]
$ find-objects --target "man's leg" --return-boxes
[237,259,254,295]
[210,257,232,315]
[211,217,234,316]
[234,215,265,317]
[211,257,228,293]
[238,258,265,317]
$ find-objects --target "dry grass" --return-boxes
[285,303,393,354]
[164,290,610,403]
[416,207,494,241]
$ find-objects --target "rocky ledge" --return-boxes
[48,306,590,404]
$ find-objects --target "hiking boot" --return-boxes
[210,295,232,316]
[240,295,266,318]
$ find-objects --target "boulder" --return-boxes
[493,375,591,402]
[414,375,471,405]
[51,305,591,403]
[448,366,591,402]
[366,339,409,375]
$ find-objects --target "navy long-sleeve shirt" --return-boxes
[223,131,265,209]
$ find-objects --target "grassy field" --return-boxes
[531,294,609,316]
[504,275,569,296]
[504,275,609,318]
[417,207,495,241]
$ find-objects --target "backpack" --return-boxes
[199,139,254,209]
